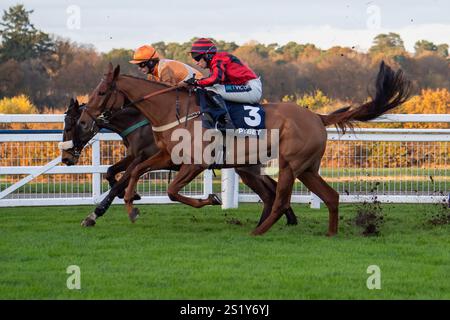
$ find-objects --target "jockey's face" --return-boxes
[139,66,150,74]
[137,61,151,74]
[138,65,149,74]
[195,56,208,69]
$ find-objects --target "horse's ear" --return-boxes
[74,99,79,109]
[107,62,113,73]
[69,98,75,106]
[113,65,120,81]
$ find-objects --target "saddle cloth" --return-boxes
[196,89,265,136]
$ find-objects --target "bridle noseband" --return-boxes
[63,108,83,157]
[83,79,122,128]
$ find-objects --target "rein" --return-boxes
[120,82,199,132]
[121,83,186,109]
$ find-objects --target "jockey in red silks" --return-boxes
[184,38,262,128]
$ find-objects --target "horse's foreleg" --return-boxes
[167,165,221,208]
[105,155,134,189]
[124,151,172,221]
[81,153,147,226]
[298,171,339,236]
[251,163,295,236]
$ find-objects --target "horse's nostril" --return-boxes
[80,120,86,128]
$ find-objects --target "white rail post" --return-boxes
[310,193,321,209]
[221,168,238,209]
[203,169,213,197]
[92,139,101,203]
[310,168,321,209]
[233,171,239,208]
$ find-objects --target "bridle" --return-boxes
[79,76,198,141]
[82,79,124,129]
[63,107,84,157]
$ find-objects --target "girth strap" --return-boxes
[151,111,201,132]
[120,119,150,137]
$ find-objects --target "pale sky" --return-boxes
[0,0,449,53]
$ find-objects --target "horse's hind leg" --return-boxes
[262,174,298,226]
[235,166,297,227]
[251,162,296,235]
[297,171,339,236]
[167,165,221,208]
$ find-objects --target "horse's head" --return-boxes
[59,98,85,165]
[75,63,126,148]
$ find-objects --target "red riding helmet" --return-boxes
[190,38,217,54]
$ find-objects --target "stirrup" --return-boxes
[215,120,235,131]
[222,115,236,130]
[202,112,214,124]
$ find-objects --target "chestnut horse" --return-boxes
[77,61,410,236]
[64,99,298,226]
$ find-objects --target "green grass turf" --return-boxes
[0,203,449,299]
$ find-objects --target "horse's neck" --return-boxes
[108,108,144,131]
[117,76,193,127]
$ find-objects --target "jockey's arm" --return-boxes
[197,59,227,87]
[147,74,160,82]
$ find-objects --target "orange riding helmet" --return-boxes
[129,45,159,64]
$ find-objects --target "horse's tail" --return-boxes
[318,61,412,133]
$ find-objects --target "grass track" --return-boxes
[1,203,449,299]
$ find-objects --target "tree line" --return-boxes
[0,4,449,112]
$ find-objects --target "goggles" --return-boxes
[138,61,149,68]
[191,52,204,62]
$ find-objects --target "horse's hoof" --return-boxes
[284,208,298,226]
[209,194,222,205]
[133,193,141,201]
[81,217,96,227]
[129,208,140,223]
[117,191,125,199]
[326,231,337,237]
[286,215,298,226]
[250,229,263,236]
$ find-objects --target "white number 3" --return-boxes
[244,106,261,126]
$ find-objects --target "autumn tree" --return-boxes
[101,48,140,77]
[415,40,449,58]
[0,4,55,62]
[369,33,406,56]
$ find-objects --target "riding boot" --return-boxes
[209,93,236,130]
